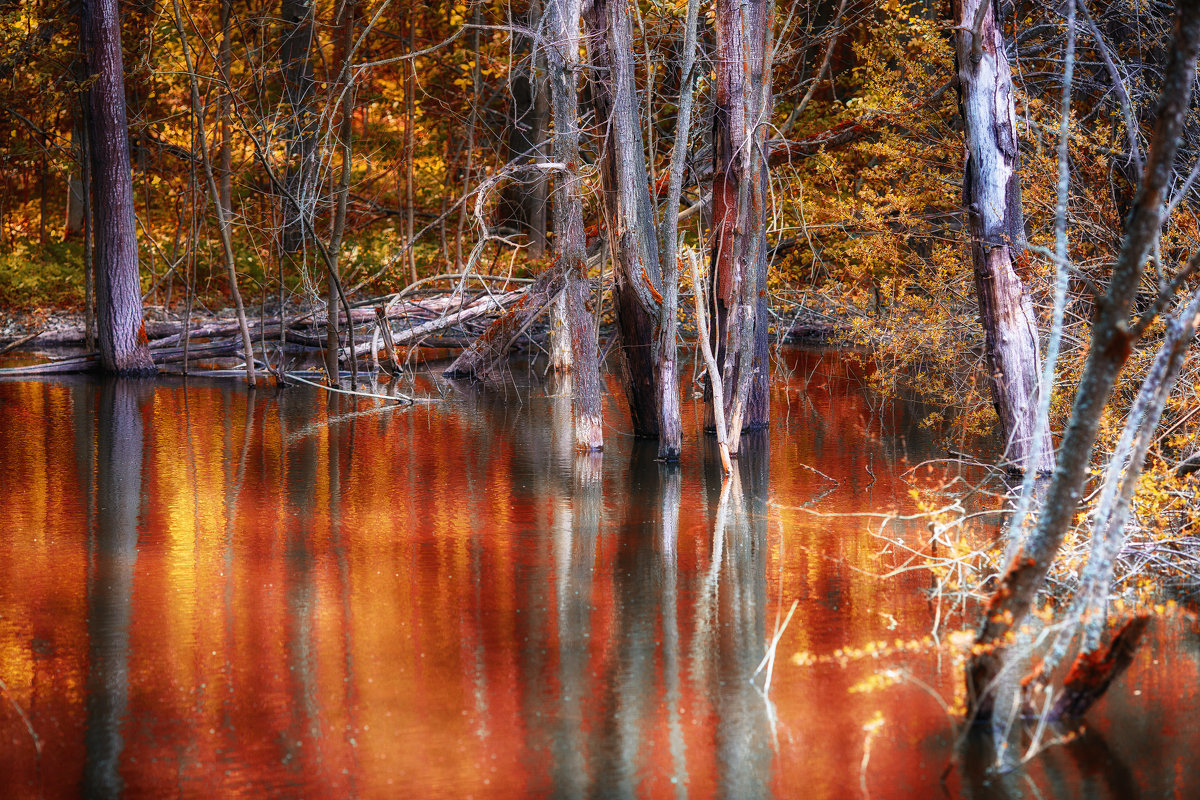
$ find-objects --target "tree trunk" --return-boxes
[953,0,1054,474]
[499,0,550,258]
[82,0,155,375]
[582,0,662,439]
[548,0,603,450]
[65,119,86,237]
[326,0,357,381]
[442,261,568,380]
[707,0,772,441]
[278,0,317,254]
[967,0,1200,719]
[218,0,233,219]
[653,0,701,461]
[549,292,573,372]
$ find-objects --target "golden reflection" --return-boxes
[0,352,1196,798]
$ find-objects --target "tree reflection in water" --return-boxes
[84,380,150,799]
[0,356,1195,798]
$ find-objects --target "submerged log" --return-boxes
[1051,615,1150,721]
[442,261,568,379]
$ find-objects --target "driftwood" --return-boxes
[0,279,540,377]
[3,292,511,350]
[349,289,526,360]
[443,260,568,379]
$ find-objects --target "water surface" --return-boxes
[0,349,1196,797]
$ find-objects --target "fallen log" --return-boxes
[346,289,527,360]
[0,354,99,376]
[443,261,568,379]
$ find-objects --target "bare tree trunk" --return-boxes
[707,0,772,442]
[549,293,572,372]
[218,0,233,219]
[653,0,701,461]
[953,0,1054,474]
[582,0,661,438]
[499,0,550,257]
[548,0,603,450]
[278,0,317,254]
[967,0,1200,719]
[442,261,568,379]
[82,0,155,375]
[325,0,357,381]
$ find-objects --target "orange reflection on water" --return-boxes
[0,351,1196,798]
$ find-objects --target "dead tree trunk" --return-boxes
[652,0,701,462]
[548,0,604,450]
[325,0,357,381]
[278,0,317,254]
[582,0,661,439]
[82,0,155,375]
[499,0,550,257]
[953,0,1054,474]
[967,0,1200,719]
[65,118,86,237]
[442,261,568,380]
[707,0,772,441]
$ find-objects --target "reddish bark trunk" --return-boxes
[707,0,771,437]
[548,0,603,450]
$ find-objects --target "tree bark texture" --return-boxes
[441,261,568,380]
[326,0,357,381]
[218,0,233,218]
[82,0,155,375]
[953,0,1054,474]
[278,0,317,254]
[499,0,550,258]
[967,0,1200,719]
[582,0,661,438]
[652,0,700,462]
[549,0,604,450]
[707,0,772,437]
[66,119,86,237]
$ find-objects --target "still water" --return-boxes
[0,348,1197,798]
